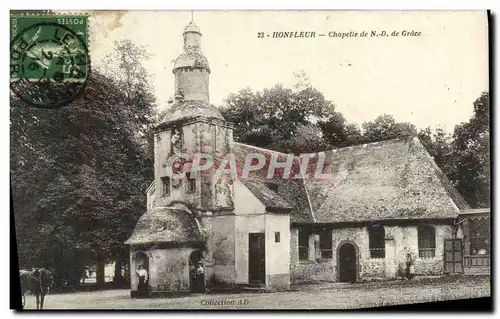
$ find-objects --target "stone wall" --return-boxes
[290,260,335,283]
[414,223,451,277]
[290,223,455,283]
[201,215,236,285]
[361,258,386,278]
[265,213,291,290]
[130,246,195,294]
[174,68,209,101]
[153,120,234,211]
[290,228,299,265]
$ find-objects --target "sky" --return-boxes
[88,10,488,133]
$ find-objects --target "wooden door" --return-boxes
[248,233,266,285]
[338,243,357,282]
[444,239,463,273]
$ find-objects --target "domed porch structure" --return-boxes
[125,203,206,297]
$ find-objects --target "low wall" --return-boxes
[291,260,335,283]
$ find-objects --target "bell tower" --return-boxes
[153,19,234,213]
[172,20,210,102]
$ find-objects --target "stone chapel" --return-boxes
[125,20,489,297]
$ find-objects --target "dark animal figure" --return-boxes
[19,268,53,310]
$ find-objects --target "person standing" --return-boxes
[136,265,149,297]
[405,252,414,280]
[196,261,205,293]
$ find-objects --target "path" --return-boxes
[21,275,490,310]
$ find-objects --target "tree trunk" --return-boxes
[114,259,122,287]
[96,251,105,289]
[124,259,130,285]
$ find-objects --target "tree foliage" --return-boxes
[362,114,418,143]
[11,40,158,288]
[448,92,490,208]
[220,74,357,154]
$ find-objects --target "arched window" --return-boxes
[418,225,436,258]
[368,225,385,258]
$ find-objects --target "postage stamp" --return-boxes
[10,14,90,108]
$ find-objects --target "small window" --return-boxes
[418,225,436,258]
[161,176,170,197]
[266,182,279,193]
[298,228,311,261]
[319,228,333,259]
[368,225,385,259]
[186,173,196,193]
[275,232,280,243]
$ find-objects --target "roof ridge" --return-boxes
[233,142,295,157]
[235,136,416,157]
[324,136,416,154]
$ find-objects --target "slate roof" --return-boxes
[173,49,210,72]
[183,21,201,34]
[140,137,471,226]
[231,142,314,222]
[161,100,224,124]
[301,136,470,223]
[241,180,293,212]
[125,203,204,246]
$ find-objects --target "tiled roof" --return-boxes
[125,203,203,246]
[301,136,470,223]
[241,180,293,212]
[142,137,471,225]
[232,142,314,222]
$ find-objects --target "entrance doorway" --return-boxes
[338,242,357,282]
[248,233,266,285]
[135,252,149,296]
[136,252,149,273]
[189,250,205,293]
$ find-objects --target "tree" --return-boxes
[318,113,364,148]
[220,73,357,154]
[11,40,158,289]
[361,114,418,143]
[278,123,330,154]
[448,92,490,208]
[418,127,453,175]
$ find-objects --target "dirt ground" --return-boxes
[21,275,490,310]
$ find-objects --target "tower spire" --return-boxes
[191,10,194,22]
